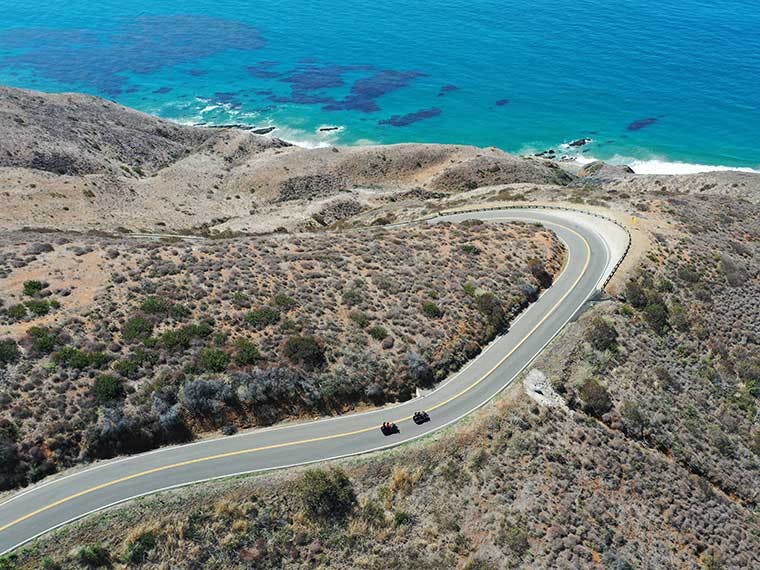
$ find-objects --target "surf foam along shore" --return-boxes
[569,154,760,175]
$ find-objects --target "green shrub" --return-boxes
[234,338,261,366]
[272,293,297,309]
[139,296,189,319]
[83,349,109,368]
[0,553,17,570]
[159,328,190,351]
[40,556,61,570]
[124,529,156,564]
[186,321,213,338]
[710,426,735,457]
[720,255,749,287]
[0,340,20,366]
[122,316,154,342]
[92,375,125,403]
[368,325,388,341]
[643,302,669,335]
[54,347,109,370]
[246,307,280,329]
[393,510,413,527]
[349,311,370,328]
[677,265,700,283]
[341,289,362,306]
[131,348,159,367]
[5,304,27,321]
[669,302,690,332]
[76,544,111,567]
[529,259,553,288]
[461,244,481,255]
[620,400,647,437]
[422,301,443,318]
[231,292,249,307]
[24,299,53,316]
[27,326,57,354]
[462,282,476,296]
[624,279,648,309]
[296,468,356,521]
[501,525,530,558]
[283,335,325,369]
[169,304,191,319]
[22,280,46,296]
[159,322,213,352]
[113,358,140,379]
[140,296,173,314]
[197,347,230,373]
[476,292,507,333]
[579,378,612,418]
[737,358,760,385]
[656,278,674,293]
[585,317,618,351]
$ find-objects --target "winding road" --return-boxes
[0,208,627,554]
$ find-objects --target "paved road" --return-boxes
[0,208,621,554]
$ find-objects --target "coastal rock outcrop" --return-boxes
[427,153,573,192]
[578,160,635,178]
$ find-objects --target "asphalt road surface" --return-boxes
[0,207,623,554]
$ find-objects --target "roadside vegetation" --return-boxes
[3,174,759,569]
[1,96,759,569]
[0,222,562,491]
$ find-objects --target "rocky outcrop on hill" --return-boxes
[427,153,573,192]
[578,160,635,178]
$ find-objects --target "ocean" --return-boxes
[1,0,758,173]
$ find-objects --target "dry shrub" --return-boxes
[389,466,422,497]
[213,490,256,520]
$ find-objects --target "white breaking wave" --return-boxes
[627,159,760,175]
[573,153,760,175]
[275,125,333,149]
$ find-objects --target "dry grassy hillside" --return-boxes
[0,222,563,491]
[1,87,759,570]
[6,169,759,570]
[0,86,571,234]
[0,86,214,176]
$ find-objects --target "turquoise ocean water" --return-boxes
[1,0,759,172]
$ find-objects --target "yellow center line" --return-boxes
[396,222,589,419]
[0,222,591,535]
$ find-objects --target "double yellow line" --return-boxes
[0,221,591,536]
